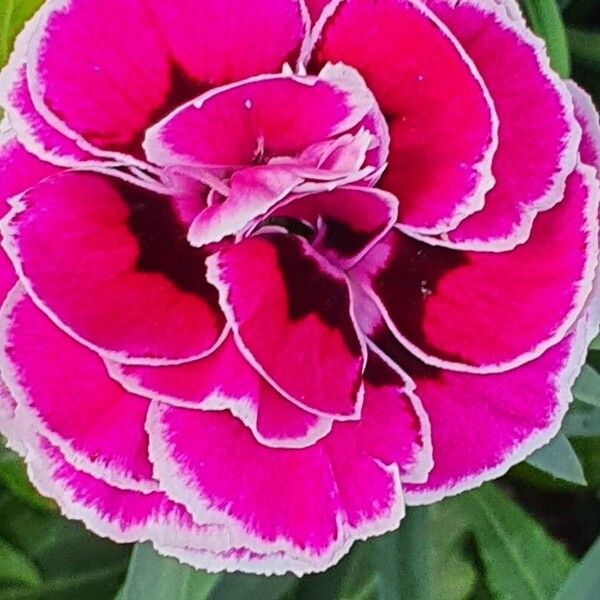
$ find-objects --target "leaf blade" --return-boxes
[555,536,600,600]
[119,544,220,600]
[460,484,575,600]
[526,433,587,485]
[521,0,571,77]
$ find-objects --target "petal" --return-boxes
[26,0,308,156]
[569,82,600,174]
[206,233,366,418]
[108,335,333,449]
[188,166,305,247]
[271,186,398,268]
[144,67,376,169]
[312,0,498,233]
[0,134,60,205]
[305,0,334,22]
[0,134,60,303]
[419,0,580,250]
[0,17,99,167]
[354,163,600,372]
[0,287,155,491]
[0,381,22,455]
[361,350,432,484]
[153,543,318,576]
[373,315,596,503]
[147,401,404,566]
[23,434,227,550]
[1,172,225,364]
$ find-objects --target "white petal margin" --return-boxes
[145,400,406,575]
[404,264,600,505]
[105,359,335,451]
[406,0,581,252]
[20,432,233,551]
[0,285,157,493]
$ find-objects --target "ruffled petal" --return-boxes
[108,335,333,449]
[146,400,404,568]
[0,134,60,303]
[371,314,596,503]
[0,287,155,491]
[361,351,432,483]
[312,0,498,233]
[1,172,225,364]
[354,163,600,372]
[206,233,366,418]
[144,66,376,169]
[25,0,308,156]
[419,0,579,250]
[0,17,99,167]
[271,186,398,268]
[570,82,600,174]
[23,435,227,550]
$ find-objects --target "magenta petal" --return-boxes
[0,134,60,304]
[206,234,366,418]
[108,335,333,449]
[570,82,600,174]
[145,67,375,169]
[394,316,596,502]
[147,402,403,565]
[0,134,60,205]
[188,166,305,247]
[355,163,599,372]
[1,172,225,364]
[361,351,432,484]
[152,544,319,576]
[272,186,398,268]
[0,287,155,491]
[314,0,498,233]
[421,0,579,250]
[23,435,229,550]
[0,15,99,167]
[26,0,307,155]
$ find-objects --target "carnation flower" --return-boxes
[0,0,599,575]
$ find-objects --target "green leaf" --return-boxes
[460,484,575,600]
[0,0,45,68]
[0,495,129,599]
[562,404,600,438]
[0,538,42,589]
[572,365,600,407]
[555,535,600,600]
[570,438,600,488]
[521,0,571,77]
[0,446,55,512]
[296,542,375,600]
[526,433,587,485]
[567,28,600,72]
[119,544,220,600]
[589,332,600,352]
[429,500,478,600]
[208,572,297,600]
[0,562,127,600]
[371,506,431,600]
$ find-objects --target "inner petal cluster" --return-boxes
[144,63,393,269]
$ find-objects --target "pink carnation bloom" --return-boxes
[0,0,599,575]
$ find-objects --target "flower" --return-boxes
[0,0,599,575]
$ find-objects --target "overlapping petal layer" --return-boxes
[354,163,599,371]
[311,0,498,233]
[0,0,598,578]
[1,171,225,363]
